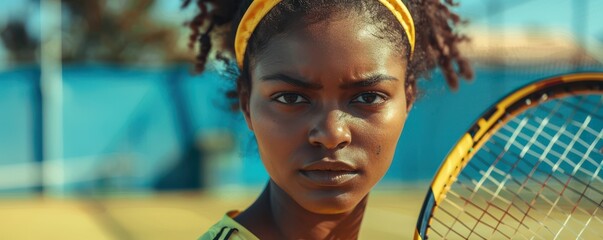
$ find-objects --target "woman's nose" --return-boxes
[308,110,352,150]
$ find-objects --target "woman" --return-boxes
[184,0,473,239]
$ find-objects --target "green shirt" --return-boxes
[199,211,259,240]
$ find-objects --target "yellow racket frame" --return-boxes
[414,72,603,240]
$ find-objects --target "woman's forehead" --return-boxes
[251,14,406,81]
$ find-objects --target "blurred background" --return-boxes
[0,0,601,239]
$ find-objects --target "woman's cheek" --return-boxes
[362,106,407,166]
[250,102,308,161]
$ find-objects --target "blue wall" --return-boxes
[0,64,602,193]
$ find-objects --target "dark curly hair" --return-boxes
[182,0,473,108]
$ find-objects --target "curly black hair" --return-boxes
[182,0,473,108]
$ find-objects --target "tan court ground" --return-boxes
[0,185,428,240]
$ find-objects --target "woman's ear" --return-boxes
[239,90,254,131]
[406,84,414,113]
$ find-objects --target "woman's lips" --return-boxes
[299,170,359,186]
[299,160,360,186]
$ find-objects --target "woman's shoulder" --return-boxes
[199,211,260,240]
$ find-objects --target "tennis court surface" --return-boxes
[0,185,427,240]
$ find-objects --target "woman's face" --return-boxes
[242,12,409,214]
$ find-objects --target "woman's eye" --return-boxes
[274,93,309,104]
[352,93,386,104]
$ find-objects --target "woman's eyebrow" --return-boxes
[261,73,322,89]
[341,74,399,89]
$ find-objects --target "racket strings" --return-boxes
[470,150,550,238]
[436,98,579,239]
[507,112,603,195]
[553,95,603,121]
[433,144,555,239]
[428,94,603,239]
[489,96,603,238]
[500,119,603,199]
[462,151,542,238]
[482,135,603,238]
[511,117,603,181]
[432,124,554,238]
[471,104,575,238]
[503,96,603,194]
[430,203,490,239]
[536,97,603,161]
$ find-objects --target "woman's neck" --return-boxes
[235,180,368,240]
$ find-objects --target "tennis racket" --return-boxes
[415,73,603,239]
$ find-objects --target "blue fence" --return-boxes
[1,64,602,193]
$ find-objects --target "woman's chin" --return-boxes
[296,191,367,215]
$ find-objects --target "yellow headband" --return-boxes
[234,0,416,68]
